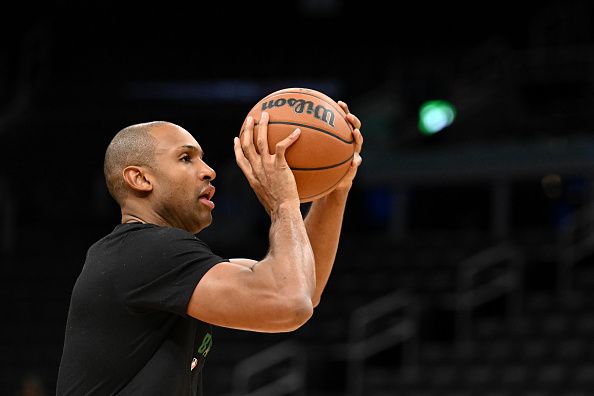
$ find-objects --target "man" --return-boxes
[56,101,363,395]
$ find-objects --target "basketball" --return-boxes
[240,87,355,202]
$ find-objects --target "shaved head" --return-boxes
[103,121,165,204]
[102,120,216,231]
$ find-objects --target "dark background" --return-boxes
[3,1,594,395]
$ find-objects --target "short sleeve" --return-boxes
[113,226,228,316]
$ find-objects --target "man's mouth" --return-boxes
[198,186,216,209]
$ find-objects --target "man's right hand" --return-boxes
[234,112,301,215]
[188,112,315,333]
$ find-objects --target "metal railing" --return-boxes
[231,340,306,396]
[346,291,418,396]
[454,242,524,342]
[558,201,594,298]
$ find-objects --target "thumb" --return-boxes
[275,128,301,168]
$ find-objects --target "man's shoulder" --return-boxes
[110,223,213,252]
[113,222,195,241]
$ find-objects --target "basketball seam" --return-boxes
[262,90,354,134]
[290,154,353,171]
[248,89,356,202]
[298,165,352,200]
[266,121,354,144]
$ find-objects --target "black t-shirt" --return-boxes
[57,223,228,396]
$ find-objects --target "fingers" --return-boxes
[353,152,363,167]
[240,116,259,162]
[256,112,270,155]
[233,136,257,185]
[275,128,301,168]
[352,128,364,154]
[346,113,362,130]
[239,112,301,176]
[348,149,363,177]
[338,100,362,130]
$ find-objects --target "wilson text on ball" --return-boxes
[261,98,336,127]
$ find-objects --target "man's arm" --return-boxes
[305,101,363,307]
[187,113,316,333]
[187,201,315,333]
[305,189,349,307]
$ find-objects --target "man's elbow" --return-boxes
[277,295,314,332]
[311,294,321,309]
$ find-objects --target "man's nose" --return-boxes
[201,164,216,181]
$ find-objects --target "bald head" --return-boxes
[103,121,166,204]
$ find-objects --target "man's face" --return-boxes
[148,124,216,233]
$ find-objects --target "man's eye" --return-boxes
[181,155,192,162]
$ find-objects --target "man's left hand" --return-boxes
[331,100,363,193]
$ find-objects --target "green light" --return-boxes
[418,100,456,135]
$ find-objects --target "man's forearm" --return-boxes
[304,189,349,306]
[266,202,316,300]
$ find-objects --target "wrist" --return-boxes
[272,199,301,214]
[310,187,349,208]
[327,185,351,200]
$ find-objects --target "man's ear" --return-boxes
[122,166,153,193]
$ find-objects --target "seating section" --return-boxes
[4,223,594,395]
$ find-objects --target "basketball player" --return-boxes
[56,102,363,395]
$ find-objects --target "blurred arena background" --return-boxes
[3,1,594,395]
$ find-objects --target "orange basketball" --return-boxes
[240,87,355,202]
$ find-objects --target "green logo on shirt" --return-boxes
[197,333,212,357]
